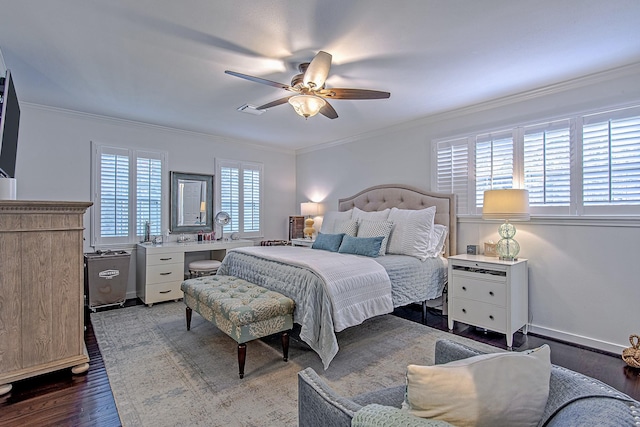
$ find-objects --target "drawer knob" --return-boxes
[489,315,494,320]
[160,272,172,276]
[159,290,172,294]
[462,286,467,291]
[489,291,494,296]
[160,257,173,261]
[462,308,467,313]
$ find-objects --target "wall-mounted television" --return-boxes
[0,69,20,178]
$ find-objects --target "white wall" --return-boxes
[296,64,640,354]
[15,105,296,297]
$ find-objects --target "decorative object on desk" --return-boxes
[466,244,478,255]
[622,334,640,369]
[230,232,240,240]
[214,211,231,241]
[484,241,498,257]
[482,189,529,261]
[300,202,318,239]
[288,215,305,240]
[170,171,213,233]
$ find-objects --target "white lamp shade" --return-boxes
[482,189,530,221]
[288,95,326,118]
[300,202,319,216]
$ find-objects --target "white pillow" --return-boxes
[403,345,551,427]
[352,207,390,222]
[356,220,394,256]
[386,207,436,261]
[320,209,353,234]
[334,219,358,237]
[426,224,448,258]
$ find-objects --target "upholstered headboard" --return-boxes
[338,184,456,257]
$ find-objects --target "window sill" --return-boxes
[457,215,640,227]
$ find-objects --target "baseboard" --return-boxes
[528,324,625,355]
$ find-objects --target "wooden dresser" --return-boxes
[0,200,92,395]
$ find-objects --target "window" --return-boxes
[92,143,166,246]
[215,159,263,238]
[433,105,640,217]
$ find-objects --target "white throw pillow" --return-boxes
[352,207,390,222]
[356,220,394,256]
[425,224,448,258]
[334,219,358,237]
[386,207,436,261]
[320,210,353,234]
[403,345,551,427]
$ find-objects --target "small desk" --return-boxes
[136,240,253,306]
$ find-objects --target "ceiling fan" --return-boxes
[225,51,390,119]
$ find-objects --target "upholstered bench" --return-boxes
[180,275,295,379]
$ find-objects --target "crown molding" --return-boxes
[22,102,296,155]
[297,61,640,155]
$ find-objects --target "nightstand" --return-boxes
[291,238,315,248]
[447,254,528,349]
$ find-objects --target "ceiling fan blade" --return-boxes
[225,70,293,91]
[319,100,338,119]
[303,51,332,89]
[256,97,293,110]
[316,88,391,99]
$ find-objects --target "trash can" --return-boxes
[84,250,131,312]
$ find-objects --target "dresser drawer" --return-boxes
[450,275,507,306]
[147,252,184,266]
[146,262,184,284]
[450,299,506,333]
[144,282,184,304]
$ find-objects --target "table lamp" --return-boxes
[300,202,318,239]
[482,189,530,261]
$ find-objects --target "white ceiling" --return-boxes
[1,0,639,151]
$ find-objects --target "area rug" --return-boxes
[91,302,499,427]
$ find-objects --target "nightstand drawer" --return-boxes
[451,276,507,306]
[450,299,506,333]
[146,262,184,283]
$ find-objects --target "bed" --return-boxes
[217,184,456,368]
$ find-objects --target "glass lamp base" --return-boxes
[496,238,520,261]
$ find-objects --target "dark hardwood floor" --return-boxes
[1,300,639,426]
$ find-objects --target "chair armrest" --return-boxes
[434,339,486,365]
[298,368,363,427]
[352,404,454,427]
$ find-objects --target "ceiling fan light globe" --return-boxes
[288,95,326,118]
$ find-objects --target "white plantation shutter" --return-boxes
[433,105,640,217]
[100,148,129,238]
[523,120,571,207]
[92,143,166,246]
[136,154,163,236]
[216,159,263,237]
[475,131,513,208]
[583,108,640,207]
[436,138,470,215]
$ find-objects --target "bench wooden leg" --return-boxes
[238,343,247,379]
[281,331,290,362]
[186,307,192,331]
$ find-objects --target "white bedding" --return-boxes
[231,246,393,332]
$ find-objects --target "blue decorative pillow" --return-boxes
[312,233,345,252]
[338,235,384,258]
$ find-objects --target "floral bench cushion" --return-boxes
[181,275,294,344]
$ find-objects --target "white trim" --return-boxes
[527,323,625,355]
[458,214,640,228]
[297,61,640,155]
[22,102,295,155]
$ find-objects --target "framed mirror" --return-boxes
[170,171,213,233]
